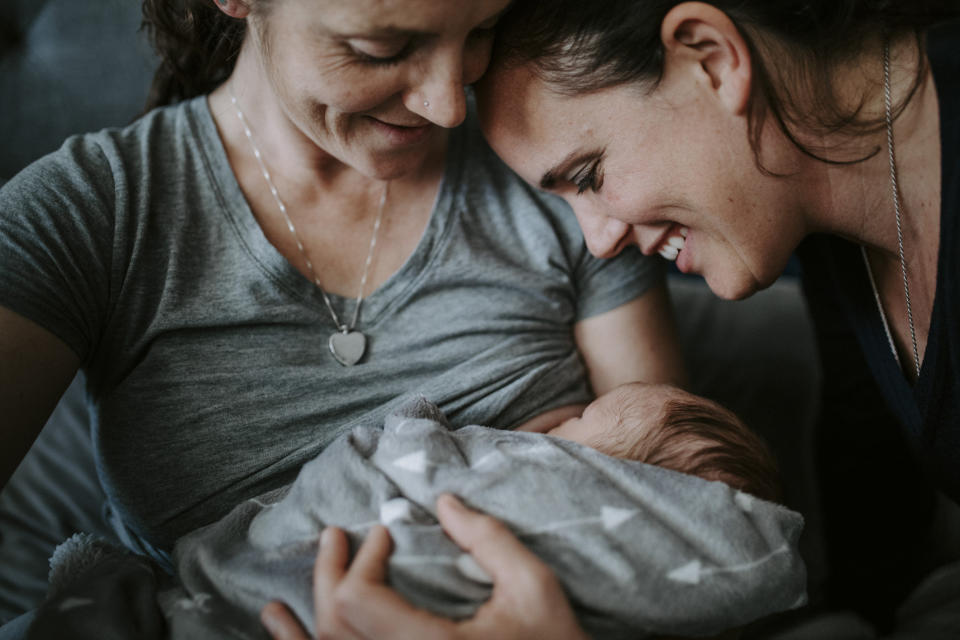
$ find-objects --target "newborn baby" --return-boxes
[30,384,804,640]
[541,382,780,501]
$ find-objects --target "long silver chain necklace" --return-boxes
[229,90,387,366]
[861,41,922,380]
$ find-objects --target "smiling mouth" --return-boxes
[369,116,431,129]
[655,225,688,262]
[366,116,433,146]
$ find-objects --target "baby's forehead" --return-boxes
[606,383,725,423]
[608,382,690,405]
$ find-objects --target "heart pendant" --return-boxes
[329,330,366,366]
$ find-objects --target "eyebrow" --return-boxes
[332,4,512,40]
[539,148,605,190]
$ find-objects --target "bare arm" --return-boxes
[516,284,685,436]
[574,282,687,396]
[0,305,80,491]
[514,404,586,433]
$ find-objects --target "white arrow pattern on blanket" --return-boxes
[471,451,501,469]
[523,506,639,535]
[380,498,413,524]
[393,450,429,473]
[734,491,755,512]
[667,544,791,584]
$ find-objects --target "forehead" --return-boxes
[477,64,624,184]
[300,0,510,31]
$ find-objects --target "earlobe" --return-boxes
[213,0,251,19]
[660,2,752,116]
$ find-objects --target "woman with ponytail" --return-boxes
[477,0,960,632]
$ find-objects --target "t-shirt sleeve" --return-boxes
[0,135,116,362]
[572,243,665,322]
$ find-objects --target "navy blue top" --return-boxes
[798,22,960,505]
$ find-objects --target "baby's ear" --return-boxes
[660,2,753,116]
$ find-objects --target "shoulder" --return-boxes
[2,98,204,206]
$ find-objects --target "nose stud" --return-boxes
[423,100,430,108]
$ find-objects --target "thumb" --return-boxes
[435,494,551,587]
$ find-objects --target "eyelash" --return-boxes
[353,43,413,67]
[572,159,604,195]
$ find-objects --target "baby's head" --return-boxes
[549,383,781,501]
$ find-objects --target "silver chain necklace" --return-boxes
[863,41,921,380]
[229,90,387,366]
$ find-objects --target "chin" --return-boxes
[704,272,762,301]
[355,148,431,181]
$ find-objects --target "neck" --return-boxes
[801,39,941,260]
[213,44,351,187]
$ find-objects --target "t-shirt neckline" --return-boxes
[189,95,465,332]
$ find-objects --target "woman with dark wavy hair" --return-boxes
[474,0,960,632]
[0,0,695,637]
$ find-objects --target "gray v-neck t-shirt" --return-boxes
[0,97,661,551]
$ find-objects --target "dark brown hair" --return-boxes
[628,398,782,502]
[493,0,960,168]
[141,0,257,111]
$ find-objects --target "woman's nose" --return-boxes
[405,41,490,128]
[575,207,632,259]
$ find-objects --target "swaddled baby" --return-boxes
[29,384,804,640]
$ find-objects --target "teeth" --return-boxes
[657,229,687,261]
[659,245,679,261]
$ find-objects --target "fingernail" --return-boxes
[320,526,333,547]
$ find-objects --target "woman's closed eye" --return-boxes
[348,38,415,66]
[571,158,604,195]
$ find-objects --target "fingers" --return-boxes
[261,601,311,640]
[315,526,350,617]
[276,524,459,640]
[328,525,458,640]
[436,495,590,640]
[346,524,392,584]
[435,494,552,589]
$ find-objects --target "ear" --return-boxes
[213,0,251,20]
[660,2,752,115]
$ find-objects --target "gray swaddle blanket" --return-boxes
[29,398,806,639]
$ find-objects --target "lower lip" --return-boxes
[675,234,692,273]
[367,117,432,146]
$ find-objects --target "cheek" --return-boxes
[304,71,406,115]
[602,176,663,226]
[463,39,494,86]
[271,44,403,116]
